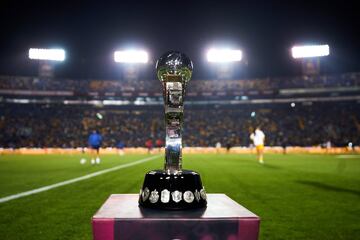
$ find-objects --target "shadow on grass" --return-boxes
[262,164,282,170]
[296,180,360,197]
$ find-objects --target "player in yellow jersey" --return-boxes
[250,127,265,164]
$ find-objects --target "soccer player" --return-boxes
[325,140,332,154]
[226,141,232,154]
[250,127,265,164]
[281,136,288,155]
[145,139,153,154]
[155,138,164,153]
[116,141,125,156]
[88,130,102,165]
[216,141,222,154]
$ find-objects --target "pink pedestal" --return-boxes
[92,194,260,240]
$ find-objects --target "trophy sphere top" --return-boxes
[156,51,193,83]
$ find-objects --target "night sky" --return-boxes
[0,0,359,79]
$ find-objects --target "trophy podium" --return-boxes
[138,51,207,210]
[92,51,260,240]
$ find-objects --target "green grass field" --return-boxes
[0,153,359,240]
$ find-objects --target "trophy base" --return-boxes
[138,170,207,210]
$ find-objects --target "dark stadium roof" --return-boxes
[0,0,359,79]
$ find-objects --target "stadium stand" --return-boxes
[1,73,359,148]
[1,72,359,93]
[1,102,359,148]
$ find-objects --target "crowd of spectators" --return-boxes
[1,102,359,148]
[1,72,359,95]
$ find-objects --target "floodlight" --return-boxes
[96,113,103,120]
[28,48,65,61]
[114,50,149,63]
[207,48,242,62]
[291,45,329,59]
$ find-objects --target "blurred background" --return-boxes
[0,1,360,240]
[0,1,359,150]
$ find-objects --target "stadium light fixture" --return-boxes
[114,50,149,63]
[96,113,103,120]
[28,48,65,61]
[206,48,242,63]
[291,44,330,59]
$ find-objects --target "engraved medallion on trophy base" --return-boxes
[139,170,206,209]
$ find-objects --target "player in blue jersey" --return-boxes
[88,130,102,165]
[116,141,126,156]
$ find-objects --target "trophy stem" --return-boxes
[162,76,185,174]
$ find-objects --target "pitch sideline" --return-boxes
[0,155,160,204]
[336,155,359,159]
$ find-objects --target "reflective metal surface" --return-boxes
[138,52,206,209]
[139,169,206,209]
[156,51,193,174]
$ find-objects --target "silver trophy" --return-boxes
[139,51,207,210]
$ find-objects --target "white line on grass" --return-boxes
[0,155,160,204]
[336,155,360,159]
